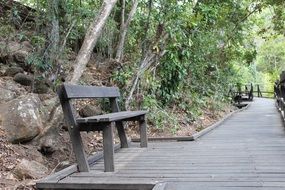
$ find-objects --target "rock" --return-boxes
[33,79,50,94]
[22,41,33,51]
[4,66,24,76]
[15,145,45,164]
[14,73,33,86]
[3,80,27,95]
[79,105,102,117]
[0,63,7,75]
[13,51,26,64]
[40,97,60,124]
[0,94,43,143]
[38,106,63,155]
[13,159,48,179]
[0,87,16,103]
[0,41,32,70]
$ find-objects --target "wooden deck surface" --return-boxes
[37,98,285,190]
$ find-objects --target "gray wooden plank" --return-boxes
[63,84,120,98]
[76,111,147,123]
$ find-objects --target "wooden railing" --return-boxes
[274,71,285,120]
[230,83,275,105]
[253,84,275,98]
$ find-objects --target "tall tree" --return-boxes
[70,0,118,84]
[47,0,60,67]
[115,0,138,62]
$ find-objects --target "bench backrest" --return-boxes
[59,84,120,99]
[57,84,121,128]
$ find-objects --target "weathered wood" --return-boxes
[76,111,147,123]
[139,115,148,148]
[110,98,129,148]
[115,121,129,148]
[36,142,123,186]
[152,183,167,190]
[57,86,90,172]
[132,136,194,142]
[103,124,115,172]
[39,177,157,189]
[63,84,120,98]
[57,83,148,173]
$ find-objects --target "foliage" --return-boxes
[9,0,285,131]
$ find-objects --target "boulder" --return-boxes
[13,159,48,179]
[79,105,102,117]
[3,80,27,95]
[40,97,60,124]
[0,94,43,143]
[38,106,63,155]
[22,41,33,51]
[33,79,50,94]
[0,87,16,103]
[14,73,33,86]
[4,66,24,76]
[0,41,32,70]
[13,51,26,64]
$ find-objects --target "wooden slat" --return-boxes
[132,136,194,142]
[63,84,120,99]
[76,111,147,123]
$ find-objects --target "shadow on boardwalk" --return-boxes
[37,98,285,190]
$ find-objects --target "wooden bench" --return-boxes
[57,84,148,172]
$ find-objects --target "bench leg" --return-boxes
[139,116,148,148]
[103,124,114,172]
[69,128,90,172]
[116,121,129,148]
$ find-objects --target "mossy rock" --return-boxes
[13,73,33,86]
[33,79,50,94]
[5,66,24,76]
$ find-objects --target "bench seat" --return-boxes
[77,111,148,123]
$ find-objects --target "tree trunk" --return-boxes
[115,0,138,62]
[37,0,118,144]
[70,0,118,84]
[125,31,167,110]
[48,0,60,66]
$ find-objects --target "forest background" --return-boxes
[1,0,284,137]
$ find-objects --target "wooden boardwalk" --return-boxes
[37,98,285,190]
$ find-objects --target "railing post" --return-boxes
[257,85,262,98]
[277,71,285,121]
